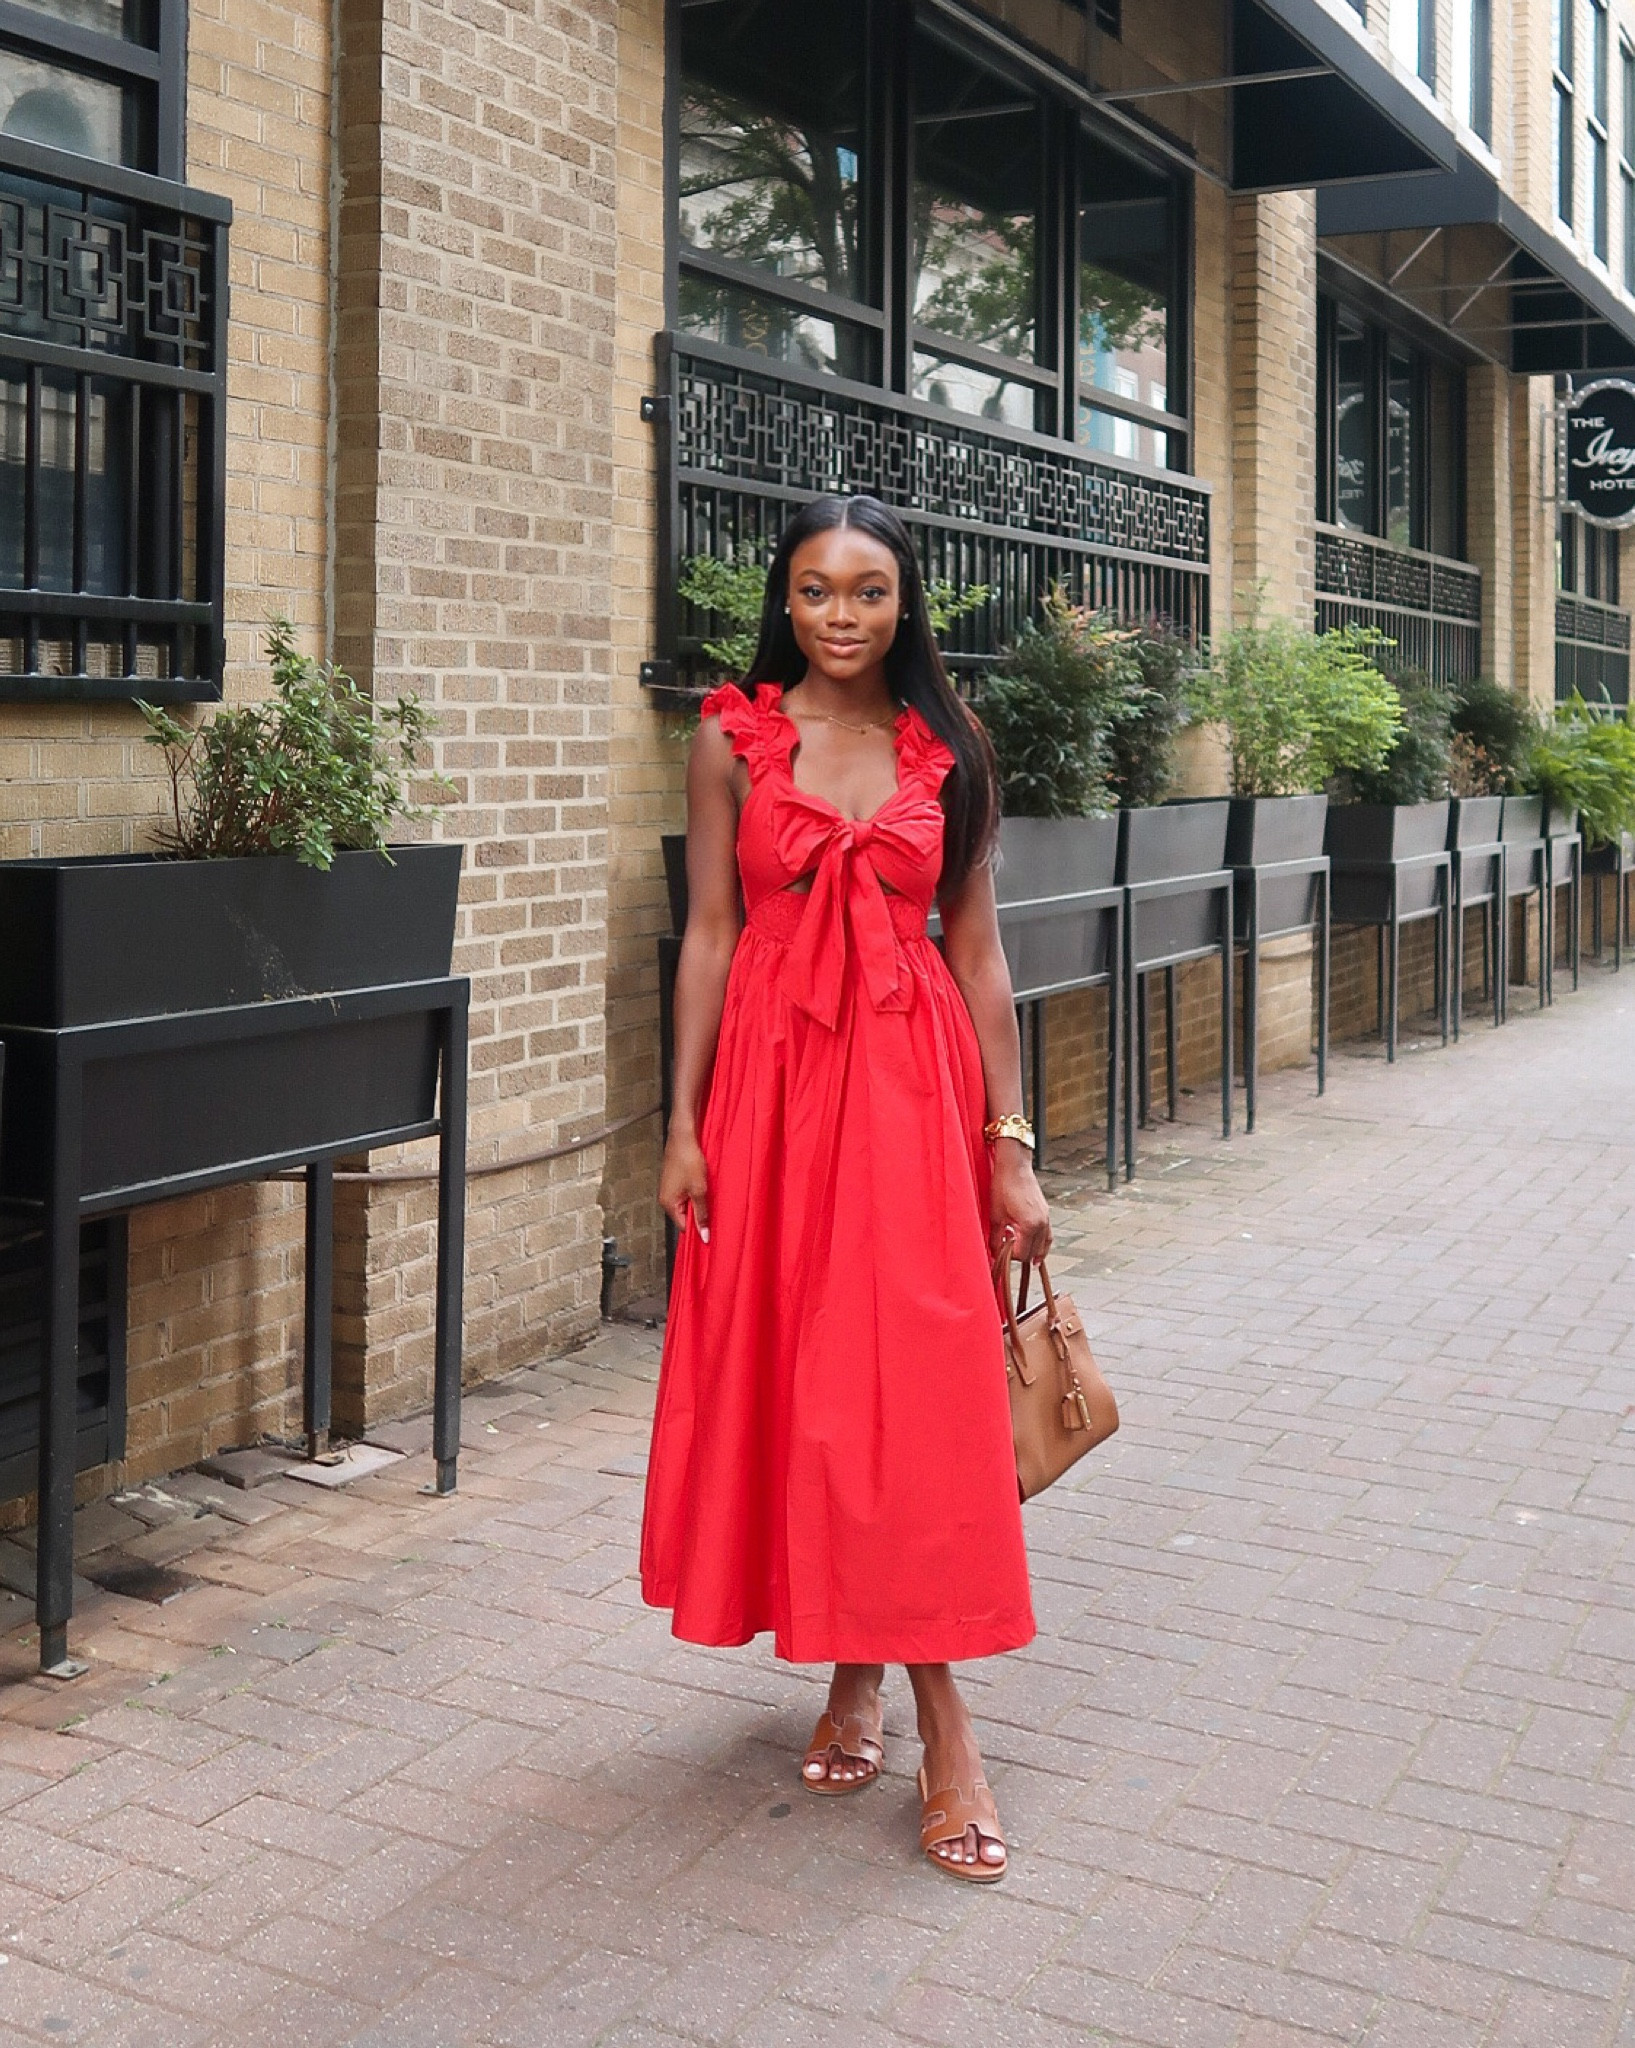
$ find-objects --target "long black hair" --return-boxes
[733,494,998,890]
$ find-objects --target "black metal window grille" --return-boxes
[662,0,1199,686]
[0,133,228,702]
[1314,526,1481,684]
[1558,509,1619,604]
[1556,590,1631,703]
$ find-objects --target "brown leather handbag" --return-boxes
[995,1250,1119,1501]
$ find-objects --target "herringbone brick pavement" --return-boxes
[1,969,1632,2046]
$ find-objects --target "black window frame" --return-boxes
[666,0,1191,477]
[1316,289,1466,561]
[1557,0,1577,228]
[1590,0,1611,261]
[0,0,186,181]
[1621,33,1635,286]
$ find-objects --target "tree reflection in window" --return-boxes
[911,30,1040,391]
[1078,131,1175,466]
[677,0,872,376]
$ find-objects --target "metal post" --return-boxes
[1438,862,1450,1047]
[1163,965,1178,1123]
[303,1161,333,1463]
[1244,873,1260,1134]
[1105,899,1122,1193]
[431,990,468,1496]
[1450,853,1464,1043]
[1317,864,1330,1097]
[1029,998,1047,1163]
[1219,878,1233,1141]
[36,1045,85,1679]
[1570,840,1582,991]
[1135,968,1151,1130]
[1123,899,1137,1180]
[1386,872,1400,1063]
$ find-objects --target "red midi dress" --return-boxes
[639,682,1035,1665]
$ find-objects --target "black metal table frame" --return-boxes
[21,977,469,1678]
[1124,869,1234,1179]
[997,884,1124,1193]
[1335,853,1452,1061]
[1543,831,1583,1005]
[1588,838,1635,968]
[1450,839,1507,1039]
[1237,856,1330,1136]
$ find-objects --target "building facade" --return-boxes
[1,0,1630,1509]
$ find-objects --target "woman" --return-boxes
[640,494,1050,1882]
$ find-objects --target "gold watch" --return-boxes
[983,1113,1036,1148]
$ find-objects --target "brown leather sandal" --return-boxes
[800,1703,885,1796]
[917,1765,1008,1882]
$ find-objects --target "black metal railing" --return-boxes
[1314,524,1482,683]
[1556,592,1632,705]
[646,334,1211,690]
[0,137,230,703]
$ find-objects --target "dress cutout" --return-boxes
[639,682,1035,1664]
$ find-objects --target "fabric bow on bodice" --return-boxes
[767,788,944,1032]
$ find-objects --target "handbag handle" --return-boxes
[991,1243,1064,1349]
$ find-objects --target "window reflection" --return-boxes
[912,351,1036,429]
[1079,131,1171,430]
[1334,311,1372,532]
[911,31,1039,365]
[677,0,868,307]
[0,50,129,164]
[680,275,875,381]
[12,0,135,31]
[0,375,129,594]
[1078,403,1169,470]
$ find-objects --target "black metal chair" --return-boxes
[1586,831,1635,968]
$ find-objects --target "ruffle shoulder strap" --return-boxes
[698,682,794,779]
[895,703,957,798]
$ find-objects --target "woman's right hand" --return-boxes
[659,1128,711,1244]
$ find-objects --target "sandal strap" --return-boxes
[805,1708,884,1770]
[919,1773,1005,1854]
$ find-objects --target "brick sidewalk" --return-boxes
[2,971,1633,2047]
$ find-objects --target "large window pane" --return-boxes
[1078,130,1173,426]
[911,31,1040,364]
[0,47,133,165]
[9,0,141,32]
[911,350,1036,429]
[0,374,130,595]
[677,0,868,306]
[679,273,876,381]
[1078,402,1169,470]
[1426,362,1463,558]
[1334,311,1372,532]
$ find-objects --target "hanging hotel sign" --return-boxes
[1562,379,1635,527]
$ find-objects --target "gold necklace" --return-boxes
[786,706,898,736]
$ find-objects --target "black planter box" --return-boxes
[1543,800,1581,841]
[1325,801,1450,921]
[1448,795,1504,849]
[0,845,464,1028]
[1225,794,1327,939]
[1585,829,1635,873]
[994,815,1120,994]
[1118,800,1231,962]
[0,846,464,1208]
[1501,794,1544,843]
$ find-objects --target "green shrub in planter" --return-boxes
[1187,616,1400,796]
[1106,615,1190,809]
[1448,674,1538,796]
[140,618,438,869]
[974,593,1137,818]
[1333,667,1452,806]
[1527,694,1635,848]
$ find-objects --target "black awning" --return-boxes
[1226,0,1457,190]
[1317,147,1635,371]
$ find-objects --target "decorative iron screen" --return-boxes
[1556,592,1632,703]
[1314,524,1481,683]
[0,137,230,702]
[650,335,1211,687]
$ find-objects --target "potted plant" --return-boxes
[1326,668,1454,920]
[0,622,459,1037]
[1186,615,1400,935]
[1526,693,1635,850]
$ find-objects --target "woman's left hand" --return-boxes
[990,1144,1052,1266]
